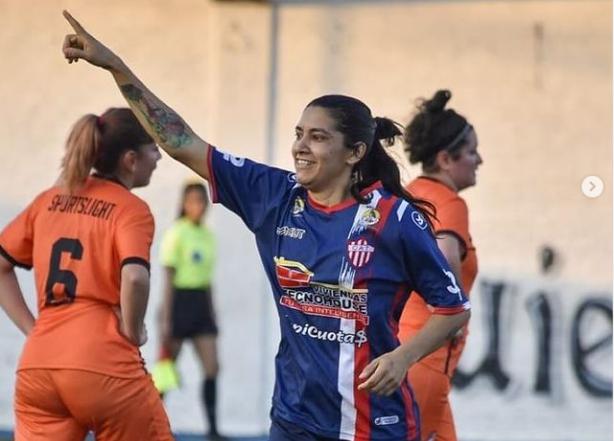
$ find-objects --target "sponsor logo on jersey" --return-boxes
[347,239,374,268]
[291,322,368,346]
[222,152,245,167]
[275,257,313,288]
[411,210,428,230]
[374,415,400,426]
[48,194,117,221]
[281,286,369,324]
[275,257,370,324]
[359,208,380,227]
[292,197,305,216]
[276,226,306,239]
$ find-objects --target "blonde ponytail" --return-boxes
[60,114,101,193]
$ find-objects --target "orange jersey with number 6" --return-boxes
[0,176,154,378]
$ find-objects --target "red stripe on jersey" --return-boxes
[372,195,397,237]
[354,281,371,440]
[369,196,417,440]
[389,285,418,440]
[207,146,219,203]
[352,194,401,439]
[388,285,409,338]
[400,379,419,440]
[432,303,470,315]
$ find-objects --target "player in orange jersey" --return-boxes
[0,108,173,441]
[398,90,483,441]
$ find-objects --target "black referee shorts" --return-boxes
[171,287,218,339]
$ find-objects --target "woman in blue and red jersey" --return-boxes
[62,11,470,441]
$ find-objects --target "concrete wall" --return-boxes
[0,0,610,439]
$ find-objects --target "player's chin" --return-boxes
[294,171,312,188]
[133,176,152,189]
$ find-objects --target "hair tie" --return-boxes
[96,115,104,130]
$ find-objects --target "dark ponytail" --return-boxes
[307,95,435,221]
[350,117,401,201]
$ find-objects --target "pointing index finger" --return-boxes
[63,10,88,35]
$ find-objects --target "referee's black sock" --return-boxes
[202,378,218,435]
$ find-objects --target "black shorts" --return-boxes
[171,288,218,339]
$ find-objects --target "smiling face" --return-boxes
[447,129,482,191]
[291,106,359,197]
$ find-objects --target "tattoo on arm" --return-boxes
[120,84,193,149]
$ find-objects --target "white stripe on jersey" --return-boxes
[338,313,356,439]
[338,191,381,439]
[396,200,409,222]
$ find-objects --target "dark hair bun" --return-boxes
[423,89,451,113]
[403,89,468,165]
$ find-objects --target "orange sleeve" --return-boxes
[433,197,470,249]
[114,201,154,271]
[0,200,38,269]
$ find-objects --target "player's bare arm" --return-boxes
[61,10,210,180]
[120,264,150,346]
[358,309,470,396]
[0,255,35,335]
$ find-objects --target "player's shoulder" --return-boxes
[408,177,459,204]
[20,184,68,218]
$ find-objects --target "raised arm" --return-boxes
[61,10,210,180]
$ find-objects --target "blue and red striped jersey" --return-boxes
[207,147,470,441]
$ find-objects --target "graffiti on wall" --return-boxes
[453,278,612,398]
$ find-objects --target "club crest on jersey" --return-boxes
[411,211,428,230]
[292,197,305,216]
[359,208,380,228]
[347,239,375,268]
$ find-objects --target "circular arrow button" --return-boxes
[581,176,604,198]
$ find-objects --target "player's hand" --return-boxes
[136,323,149,347]
[123,321,148,347]
[357,347,412,396]
[113,306,148,347]
[62,10,121,70]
